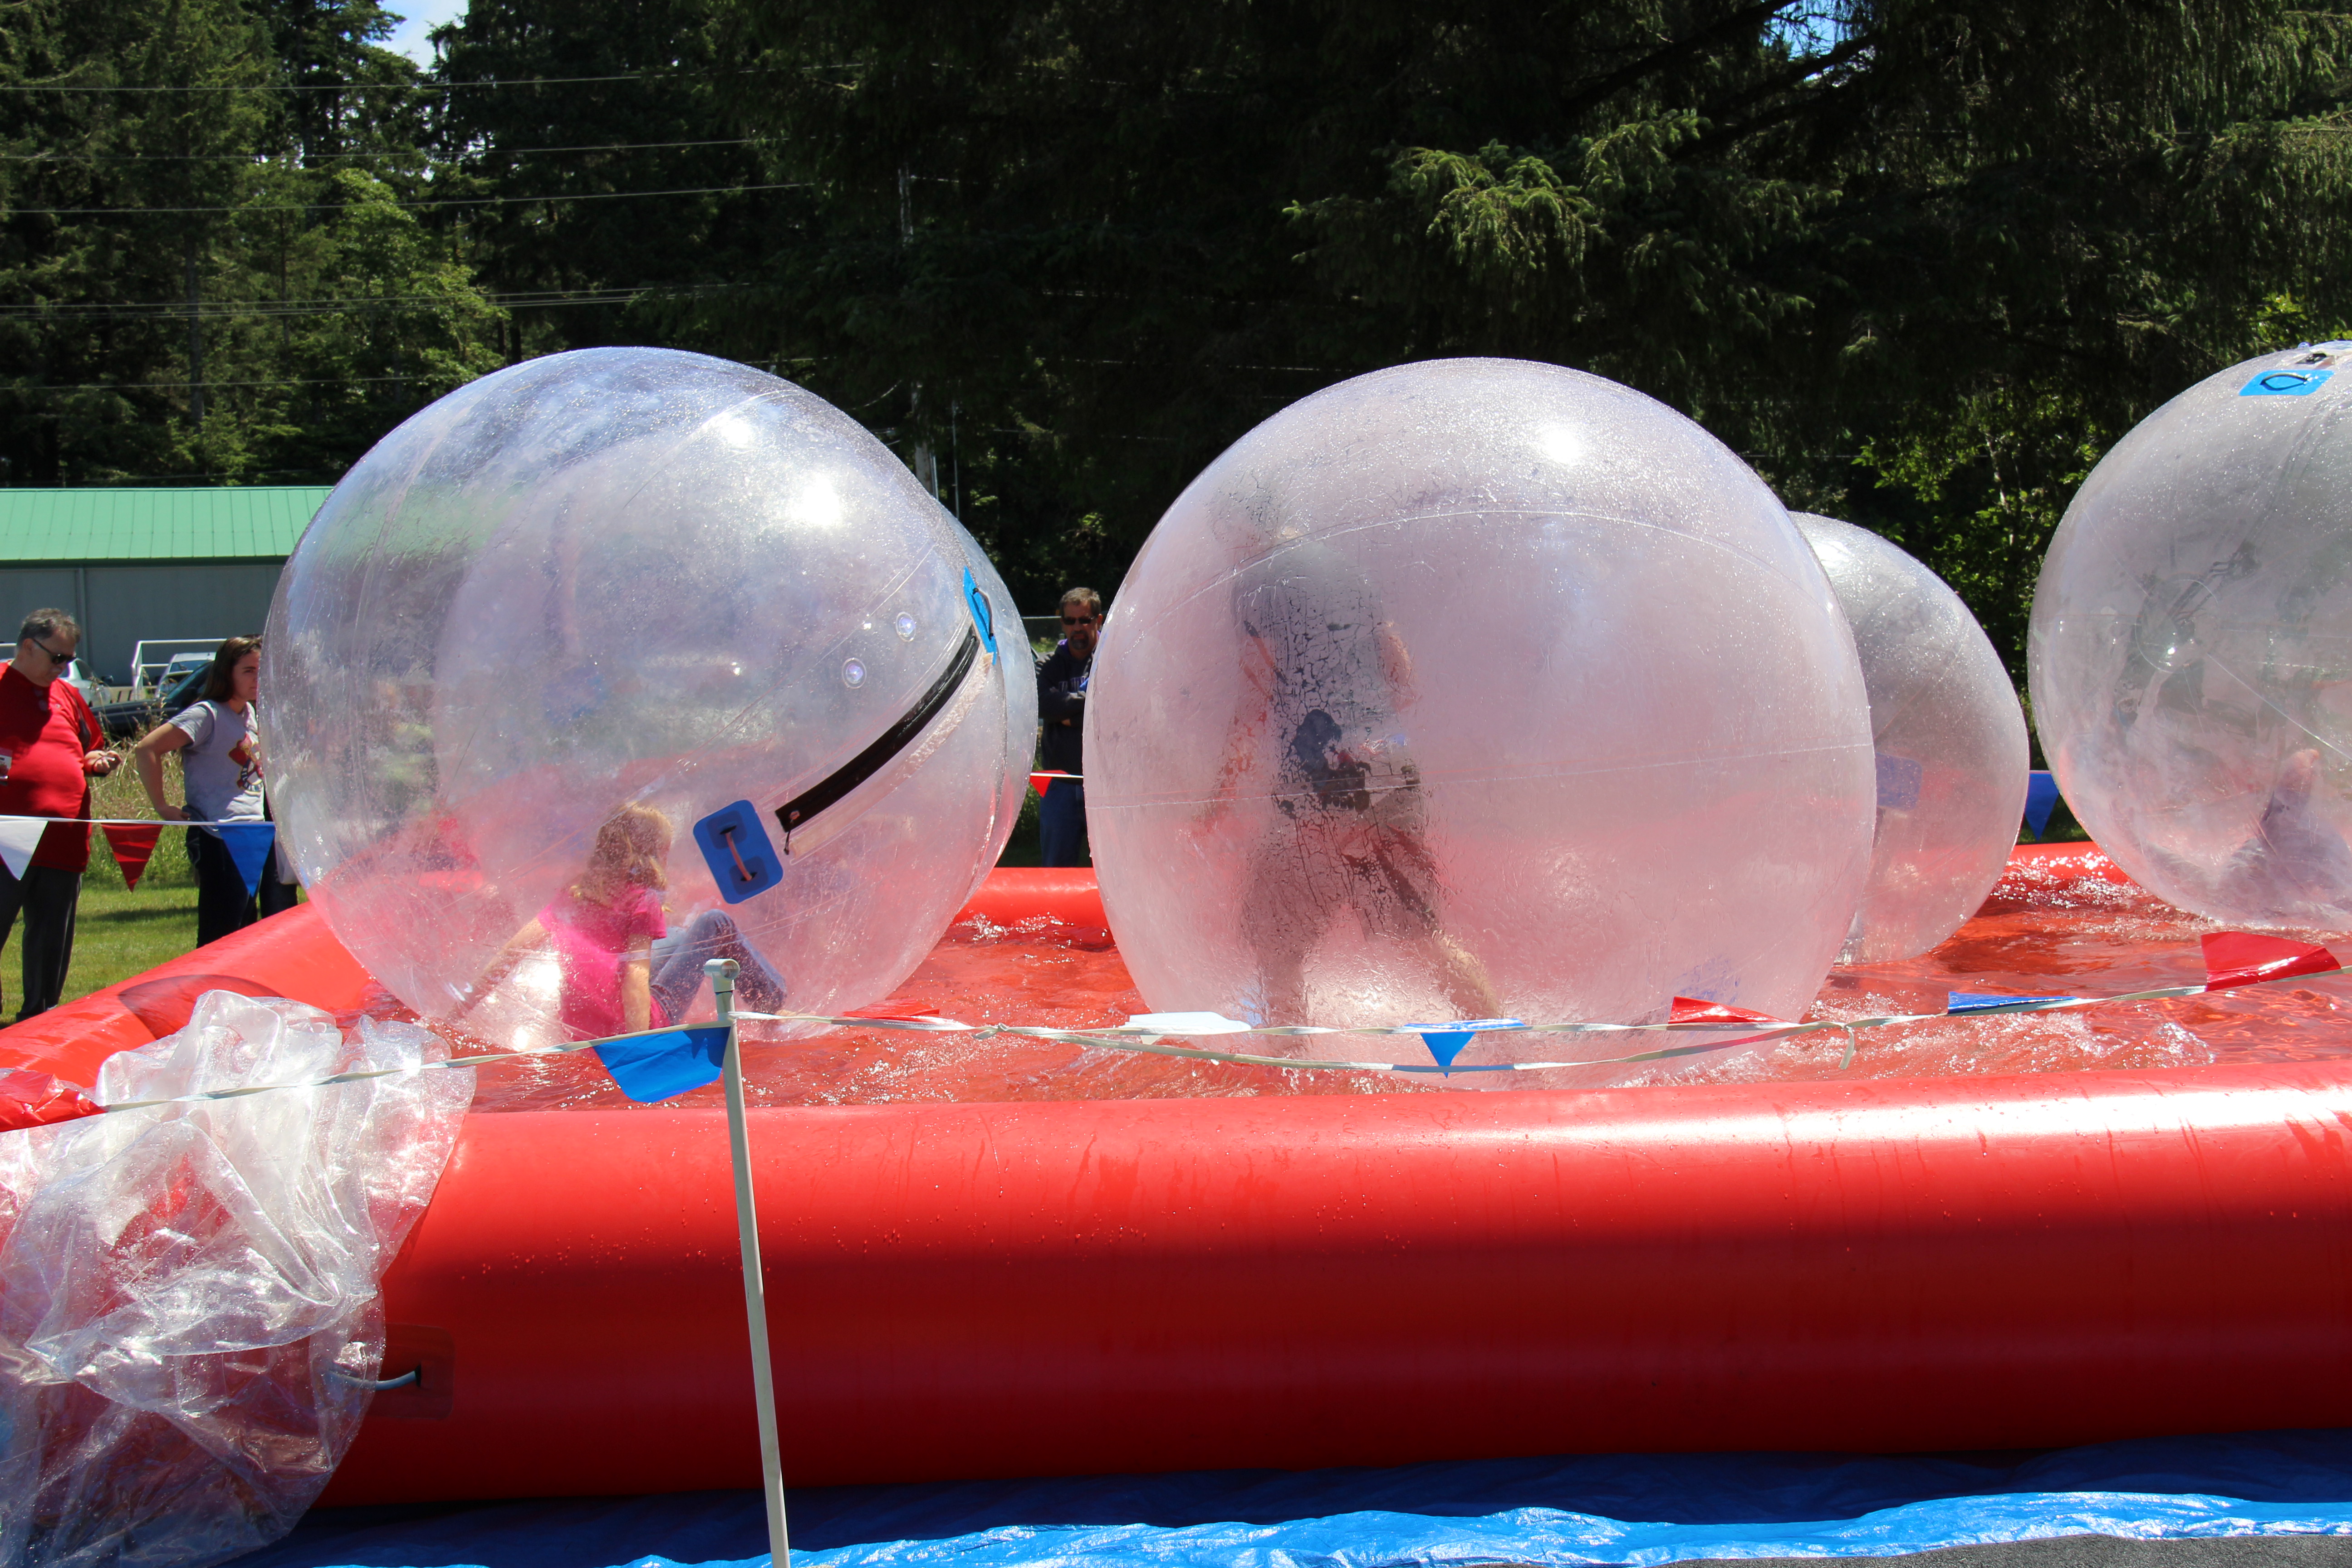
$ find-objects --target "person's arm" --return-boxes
[1197,628,1278,826]
[619,948,653,1034]
[133,723,194,822]
[1036,648,1084,726]
[1377,621,1419,708]
[452,918,549,1018]
[1041,680,1086,727]
[70,691,118,777]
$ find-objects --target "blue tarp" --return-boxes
[240,1428,2352,1568]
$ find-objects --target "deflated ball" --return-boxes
[1793,514,2028,961]
[2030,343,2352,929]
[265,348,1033,1044]
[1085,358,1876,1076]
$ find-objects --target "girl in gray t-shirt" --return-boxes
[164,699,263,827]
[134,635,293,944]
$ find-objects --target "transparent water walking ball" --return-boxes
[1793,514,2027,961]
[1085,358,1876,1078]
[265,348,1034,1045]
[2030,343,2352,929]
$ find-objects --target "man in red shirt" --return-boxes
[0,610,119,1020]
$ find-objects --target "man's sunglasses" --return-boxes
[25,639,70,665]
[1061,612,1097,625]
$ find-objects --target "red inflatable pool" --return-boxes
[4,848,2350,1503]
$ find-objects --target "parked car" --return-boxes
[95,664,207,740]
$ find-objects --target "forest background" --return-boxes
[4,0,2352,690]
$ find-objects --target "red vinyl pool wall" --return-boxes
[4,851,2348,1502]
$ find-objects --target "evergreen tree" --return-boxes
[5,0,2348,665]
[706,0,2352,636]
[425,0,798,365]
[0,0,501,485]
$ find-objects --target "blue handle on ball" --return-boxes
[694,801,784,902]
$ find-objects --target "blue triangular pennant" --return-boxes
[216,823,277,899]
[592,1026,731,1102]
[1947,992,2078,1014]
[1420,1031,1474,1069]
[2023,771,2062,840]
[1408,1017,1523,1072]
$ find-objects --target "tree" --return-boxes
[0,0,501,485]
[702,0,2352,634]
[425,0,799,366]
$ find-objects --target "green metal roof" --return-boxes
[0,487,329,564]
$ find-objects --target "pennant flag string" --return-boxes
[5,932,2339,1129]
[0,814,277,828]
[68,1017,717,1119]
[0,815,276,890]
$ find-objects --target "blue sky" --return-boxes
[382,0,469,65]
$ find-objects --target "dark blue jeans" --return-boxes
[650,910,788,1025]
[190,828,300,948]
[1040,777,1090,867]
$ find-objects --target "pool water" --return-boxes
[398,846,2352,1112]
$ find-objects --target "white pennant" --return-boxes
[0,818,49,881]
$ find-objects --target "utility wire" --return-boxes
[0,71,756,94]
[0,138,761,162]
[5,180,806,216]
[0,283,748,322]
[5,371,464,392]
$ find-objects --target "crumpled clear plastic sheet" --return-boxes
[0,991,472,1568]
[1793,514,2028,962]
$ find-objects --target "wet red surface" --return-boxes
[370,845,2352,1110]
[1655,844,2352,1086]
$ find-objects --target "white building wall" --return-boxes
[0,562,284,684]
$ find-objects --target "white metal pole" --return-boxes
[710,957,790,1566]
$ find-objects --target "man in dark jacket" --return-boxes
[1034,587,1100,866]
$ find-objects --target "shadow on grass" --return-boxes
[82,905,204,926]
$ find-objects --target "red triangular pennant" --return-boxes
[102,823,163,891]
[1669,995,1788,1024]
[1030,771,1074,796]
[2202,931,2342,991]
[841,996,941,1020]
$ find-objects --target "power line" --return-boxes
[4,371,462,392]
[0,71,750,94]
[5,180,806,216]
[0,283,748,322]
[0,137,761,163]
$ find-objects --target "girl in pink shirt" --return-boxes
[465,804,784,1039]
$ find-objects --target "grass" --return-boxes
[998,780,1047,867]
[59,882,203,1006]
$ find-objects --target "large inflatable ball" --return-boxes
[1793,514,2028,961]
[2030,343,2352,928]
[265,348,1034,1045]
[1085,358,1877,1073]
